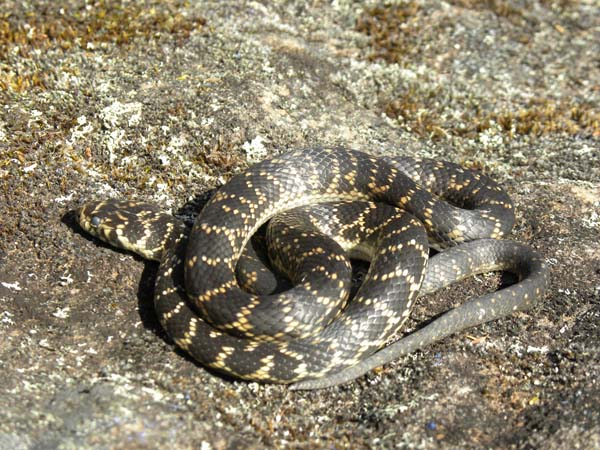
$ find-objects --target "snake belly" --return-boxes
[77,147,546,385]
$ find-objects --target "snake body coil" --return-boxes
[77,147,548,387]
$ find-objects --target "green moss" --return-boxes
[356,1,581,64]
[385,95,599,141]
[469,101,600,139]
[357,3,596,140]
[0,1,206,91]
[199,135,248,177]
[447,0,580,23]
[384,88,449,140]
[355,2,421,63]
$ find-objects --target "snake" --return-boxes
[76,147,548,388]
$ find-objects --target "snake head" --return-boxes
[77,200,184,261]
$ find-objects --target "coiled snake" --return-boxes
[77,147,548,389]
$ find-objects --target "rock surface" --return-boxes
[0,0,598,448]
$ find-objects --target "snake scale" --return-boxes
[77,147,548,388]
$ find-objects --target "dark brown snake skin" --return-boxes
[77,147,548,387]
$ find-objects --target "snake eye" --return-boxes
[91,216,102,227]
